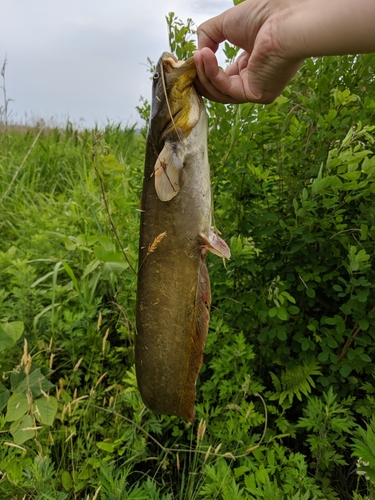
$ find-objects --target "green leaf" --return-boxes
[277,329,287,341]
[268,307,278,318]
[0,321,24,351]
[101,261,128,279]
[33,396,58,425]
[0,383,10,412]
[359,353,372,363]
[97,235,116,252]
[327,336,338,348]
[61,470,73,491]
[93,245,125,263]
[360,224,368,241]
[6,393,29,422]
[82,259,101,279]
[96,441,116,452]
[359,318,369,331]
[301,339,310,351]
[62,262,82,298]
[10,414,36,445]
[13,368,54,398]
[276,307,288,321]
[306,288,316,298]
[340,364,352,377]
[287,305,300,315]
[318,351,330,362]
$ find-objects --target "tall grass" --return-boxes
[0,122,146,499]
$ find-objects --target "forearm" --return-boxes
[280,0,375,59]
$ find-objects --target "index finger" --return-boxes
[196,13,227,52]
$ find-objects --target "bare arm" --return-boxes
[194,0,375,104]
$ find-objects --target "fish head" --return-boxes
[149,52,202,148]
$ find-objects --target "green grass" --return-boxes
[2,48,375,498]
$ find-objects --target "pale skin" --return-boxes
[194,0,375,105]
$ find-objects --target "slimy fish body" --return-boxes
[135,52,229,421]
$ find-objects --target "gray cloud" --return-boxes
[0,0,232,128]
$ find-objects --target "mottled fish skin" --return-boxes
[135,53,211,421]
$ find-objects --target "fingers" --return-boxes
[194,1,298,104]
[194,49,240,104]
[194,48,260,104]
[196,12,227,52]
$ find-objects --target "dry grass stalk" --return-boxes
[214,443,222,454]
[65,432,75,443]
[21,339,32,375]
[147,231,167,255]
[197,419,207,444]
[97,311,102,330]
[4,442,26,451]
[92,486,102,500]
[95,372,107,388]
[102,328,110,353]
[73,357,83,372]
[204,445,212,463]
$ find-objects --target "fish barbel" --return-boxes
[135,52,230,421]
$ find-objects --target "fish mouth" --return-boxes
[152,53,200,142]
[161,52,196,81]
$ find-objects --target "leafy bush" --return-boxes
[0,10,375,500]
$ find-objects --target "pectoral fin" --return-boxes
[154,142,184,201]
[200,228,231,260]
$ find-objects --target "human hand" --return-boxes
[194,0,375,105]
[194,0,303,104]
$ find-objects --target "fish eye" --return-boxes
[153,72,159,80]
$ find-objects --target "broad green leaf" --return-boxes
[101,261,128,279]
[0,383,10,412]
[96,441,116,452]
[94,245,125,264]
[277,329,287,341]
[301,339,310,352]
[359,353,372,363]
[61,470,73,491]
[359,318,369,331]
[76,233,98,247]
[287,305,300,315]
[306,288,316,298]
[13,368,54,398]
[6,393,29,422]
[276,306,288,321]
[97,235,115,252]
[268,307,277,318]
[340,364,352,377]
[0,321,24,351]
[318,351,329,362]
[10,414,36,445]
[82,259,101,278]
[33,396,58,425]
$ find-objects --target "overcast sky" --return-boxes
[0,0,232,129]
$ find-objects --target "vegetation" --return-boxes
[1,11,375,500]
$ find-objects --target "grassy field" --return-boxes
[1,35,375,499]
